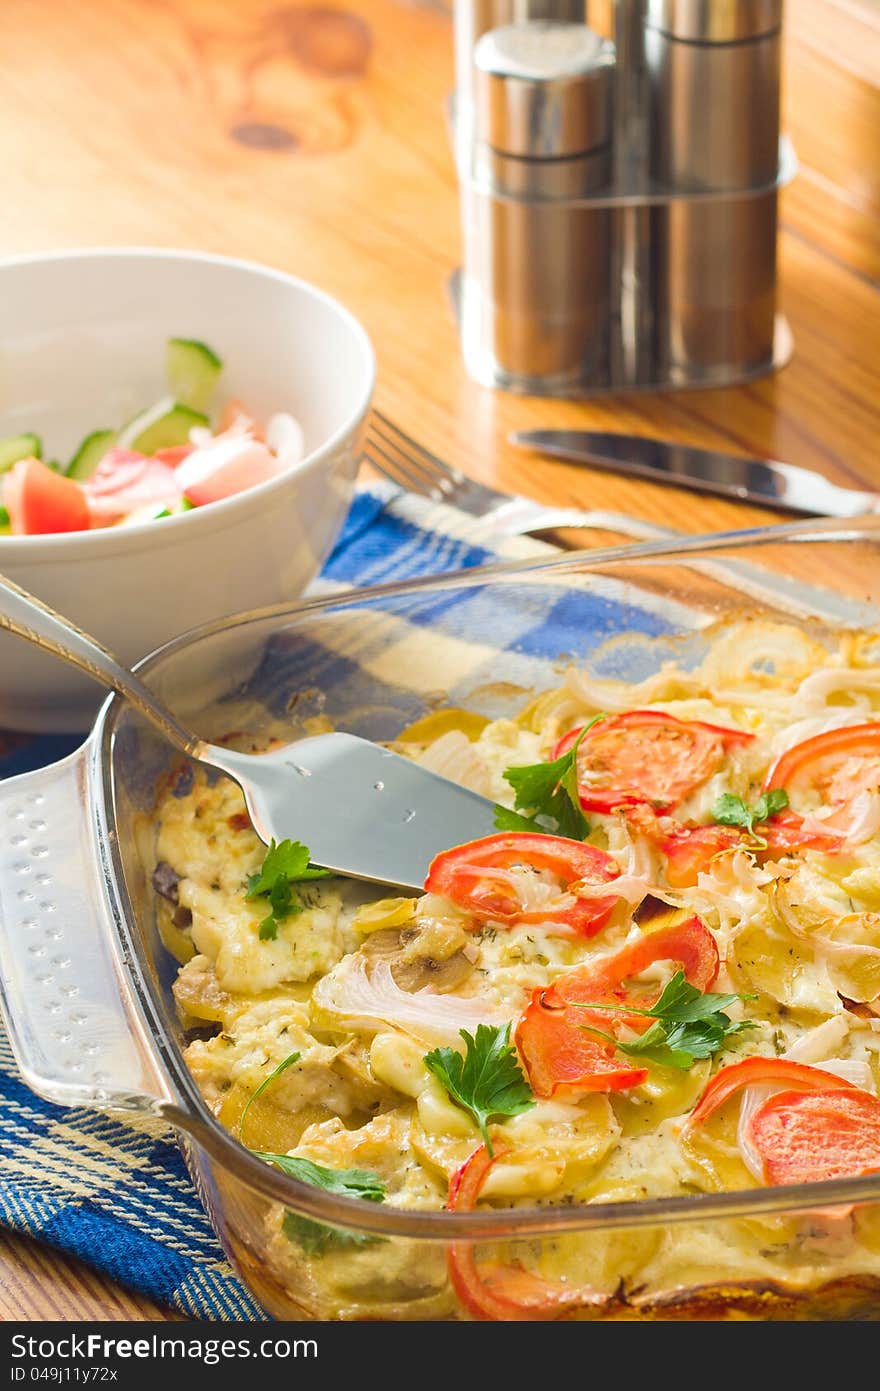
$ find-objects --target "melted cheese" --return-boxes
[153,619,880,1320]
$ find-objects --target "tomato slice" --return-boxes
[515,995,649,1098]
[746,1087,880,1185]
[547,915,720,1006]
[650,819,742,888]
[446,1143,608,1321]
[630,807,844,888]
[554,712,753,815]
[685,1056,859,1132]
[424,832,621,939]
[3,457,90,535]
[516,916,718,1098]
[765,723,880,814]
[761,809,845,856]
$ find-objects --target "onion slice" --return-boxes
[415,731,490,796]
[795,667,880,711]
[311,955,507,1046]
[772,881,880,986]
[265,412,305,468]
[573,873,651,908]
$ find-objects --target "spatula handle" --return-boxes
[0,571,204,757]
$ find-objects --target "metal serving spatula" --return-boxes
[0,574,496,890]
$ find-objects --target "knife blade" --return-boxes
[510,430,879,520]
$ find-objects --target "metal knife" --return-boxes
[510,430,880,519]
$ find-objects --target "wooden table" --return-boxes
[0,0,877,1322]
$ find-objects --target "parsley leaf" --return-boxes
[247,838,330,893]
[280,1210,378,1256]
[754,788,790,821]
[256,1154,386,1256]
[494,717,602,841]
[258,914,280,942]
[574,970,756,1072]
[423,1022,535,1155]
[584,1015,753,1071]
[492,805,545,833]
[646,971,753,1026]
[712,788,789,846]
[258,1155,385,1203]
[583,1017,695,1070]
[246,839,330,941]
[238,1050,301,1144]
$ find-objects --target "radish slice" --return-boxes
[175,431,281,506]
[83,450,181,523]
[153,444,195,467]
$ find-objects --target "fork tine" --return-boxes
[367,418,444,495]
[365,418,459,501]
[371,411,467,488]
[364,431,437,497]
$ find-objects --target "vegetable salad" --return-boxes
[151,620,880,1319]
[0,338,304,536]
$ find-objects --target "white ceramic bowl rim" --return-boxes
[0,246,376,558]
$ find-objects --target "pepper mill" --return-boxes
[454,1,589,152]
[462,21,615,389]
[645,0,784,380]
[451,0,793,395]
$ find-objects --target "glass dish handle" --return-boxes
[0,743,175,1112]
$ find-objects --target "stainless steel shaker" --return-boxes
[645,0,785,380]
[461,22,615,390]
[454,1,588,150]
[450,0,793,396]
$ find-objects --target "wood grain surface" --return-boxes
[0,0,877,1322]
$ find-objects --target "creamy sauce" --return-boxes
[154,620,880,1318]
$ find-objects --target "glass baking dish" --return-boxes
[3,518,880,1322]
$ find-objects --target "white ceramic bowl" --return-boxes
[0,248,375,731]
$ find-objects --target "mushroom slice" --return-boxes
[360,916,478,994]
[152,860,181,903]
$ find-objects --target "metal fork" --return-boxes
[364,410,668,545]
[362,411,876,626]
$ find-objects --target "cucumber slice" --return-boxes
[118,397,209,454]
[0,432,41,474]
[0,504,10,532]
[166,338,223,413]
[66,428,116,481]
[153,498,195,520]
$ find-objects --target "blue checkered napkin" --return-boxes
[0,484,680,1320]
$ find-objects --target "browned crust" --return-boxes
[231,1222,880,1321]
[629,1274,880,1321]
